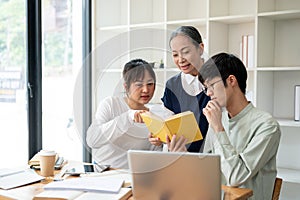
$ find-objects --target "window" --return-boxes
[0,0,90,168]
[41,0,83,161]
[0,0,28,168]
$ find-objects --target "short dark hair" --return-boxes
[198,53,247,94]
[123,58,156,89]
[169,26,203,48]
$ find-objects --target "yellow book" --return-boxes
[141,111,203,144]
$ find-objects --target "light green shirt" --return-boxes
[204,103,281,200]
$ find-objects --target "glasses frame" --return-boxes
[202,79,223,95]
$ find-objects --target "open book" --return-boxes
[0,168,44,190]
[141,111,203,143]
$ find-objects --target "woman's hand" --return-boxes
[133,110,147,123]
[148,133,163,146]
[166,135,187,152]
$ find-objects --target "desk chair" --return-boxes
[272,177,282,200]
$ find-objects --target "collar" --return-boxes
[182,73,198,85]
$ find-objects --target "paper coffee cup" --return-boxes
[38,150,56,177]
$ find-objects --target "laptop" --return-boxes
[128,150,221,200]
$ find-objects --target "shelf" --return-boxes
[166,18,207,26]
[245,67,256,72]
[258,10,300,20]
[277,119,300,127]
[101,69,122,73]
[129,22,165,28]
[97,25,129,31]
[256,66,300,71]
[209,15,255,24]
[277,167,300,184]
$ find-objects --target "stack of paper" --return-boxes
[33,188,132,200]
[80,169,132,187]
[0,168,44,189]
[44,176,124,193]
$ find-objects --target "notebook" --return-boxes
[0,168,44,190]
[127,150,221,200]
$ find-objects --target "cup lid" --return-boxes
[38,150,56,156]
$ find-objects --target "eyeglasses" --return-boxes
[202,79,223,95]
[133,81,155,88]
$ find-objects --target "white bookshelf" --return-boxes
[93,1,300,198]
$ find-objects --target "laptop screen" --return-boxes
[128,150,221,200]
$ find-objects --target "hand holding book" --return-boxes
[141,111,203,144]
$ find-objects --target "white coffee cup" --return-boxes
[38,150,56,177]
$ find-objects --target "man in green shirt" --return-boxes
[167,52,281,200]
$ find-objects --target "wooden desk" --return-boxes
[0,170,253,200]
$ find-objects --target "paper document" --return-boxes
[80,169,132,187]
[0,168,44,189]
[44,176,124,193]
[34,188,132,200]
[0,168,24,177]
[75,188,132,200]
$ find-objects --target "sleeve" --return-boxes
[161,86,175,112]
[213,121,281,187]
[86,98,136,148]
[203,127,215,153]
[150,144,163,151]
[161,78,182,114]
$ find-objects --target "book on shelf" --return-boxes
[247,35,254,68]
[240,35,254,68]
[33,187,132,200]
[295,85,300,121]
[141,110,203,144]
[241,35,248,67]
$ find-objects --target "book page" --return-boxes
[33,190,83,200]
[75,188,132,200]
[165,111,202,144]
[141,112,170,140]
[80,169,132,187]
[44,176,124,193]
[0,168,44,190]
[141,111,202,143]
[165,111,192,121]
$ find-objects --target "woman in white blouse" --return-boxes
[86,59,173,169]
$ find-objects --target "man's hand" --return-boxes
[203,99,224,133]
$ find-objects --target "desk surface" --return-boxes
[0,169,253,200]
